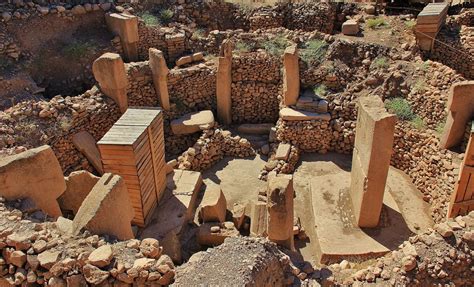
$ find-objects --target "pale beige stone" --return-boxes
[0,145,65,218]
[199,185,227,223]
[342,20,359,35]
[279,107,331,121]
[88,245,113,268]
[105,13,139,61]
[350,97,396,228]
[92,53,128,113]
[250,202,267,237]
[149,48,170,111]
[275,143,291,161]
[283,45,300,106]
[267,174,294,250]
[72,173,134,240]
[72,131,103,174]
[59,171,100,215]
[171,110,215,135]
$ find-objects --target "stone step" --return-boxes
[280,107,331,121]
[171,110,215,135]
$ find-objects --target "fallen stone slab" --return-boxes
[72,131,104,174]
[88,245,113,268]
[58,171,100,215]
[279,107,331,121]
[0,145,65,218]
[274,143,291,161]
[237,123,274,135]
[171,110,215,135]
[342,20,360,35]
[199,185,227,223]
[197,222,239,246]
[72,173,134,240]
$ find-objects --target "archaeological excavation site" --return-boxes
[0,0,474,286]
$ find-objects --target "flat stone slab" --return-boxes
[237,123,273,135]
[293,153,433,264]
[275,143,291,161]
[171,110,215,135]
[140,170,203,240]
[280,107,330,121]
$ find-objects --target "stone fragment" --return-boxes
[401,256,417,272]
[88,245,113,268]
[161,230,182,264]
[198,186,227,223]
[279,107,331,121]
[171,110,215,135]
[38,251,61,270]
[232,203,246,230]
[283,45,300,106]
[176,55,193,67]
[342,20,359,35]
[83,264,109,285]
[0,145,65,218]
[56,217,73,235]
[71,5,86,15]
[267,174,294,250]
[216,39,233,125]
[72,132,104,174]
[140,238,161,259]
[59,171,100,215]
[9,251,26,267]
[250,202,267,237]
[197,222,239,246]
[72,173,134,240]
[275,143,291,161]
[434,223,453,237]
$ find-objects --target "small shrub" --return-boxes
[417,61,430,72]
[62,41,94,59]
[313,84,328,97]
[159,9,174,24]
[191,29,206,40]
[141,11,159,26]
[405,20,416,29]
[413,79,426,93]
[385,97,415,121]
[235,41,254,54]
[300,39,328,64]
[371,56,389,69]
[262,35,290,57]
[410,116,426,130]
[366,17,388,29]
[435,119,446,135]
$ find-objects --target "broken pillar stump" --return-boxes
[72,131,104,175]
[216,39,233,125]
[250,202,268,237]
[0,145,65,218]
[350,97,396,228]
[149,48,170,111]
[98,108,167,226]
[58,170,100,215]
[105,13,139,62]
[198,185,227,223]
[92,53,128,113]
[440,81,474,149]
[267,174,295,251]
[72,173,134,240]
[282,45,300,106]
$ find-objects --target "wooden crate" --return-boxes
[98,108,166,226]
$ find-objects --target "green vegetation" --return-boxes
[62,41,94,59]
[313,84,328,97]
[366,17,388,29]
[235,41,254,53]
[300,39,328,64]
[405,20,416,29]
[191,29,206,40]
[141,11,159,26]
[435,119,446,135]
[410,116,426,130]
[417,61,430,72]
[413,79,426,93]
[159,9,174,24]
[385,97,415,121]
[371,56,389,69]
[262,35,290,57]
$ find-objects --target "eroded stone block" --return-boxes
[250,202,267,237]
[283,45,300,106]
[267,174,294,250]
[149,48,170,111]
[171,110,215,135]
[58,171,100,215]
[72,131,104,174]
[199,185,227,223]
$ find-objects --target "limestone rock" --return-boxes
[199,186,227,223]
[171,110,215,135]
[342,20,359,36]
[88,245,113,268]
[59,171,99,215]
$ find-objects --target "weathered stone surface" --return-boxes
[267,174,294,250]
[237,123,273,135]
[72,173,134,240]
[149,48,170,111]
[105,13,139,62]
[199,185,227,223]
[342,20,359,35]
[250,202,267,237]
[88,245,113,268]
[38,250,60,270]
[216,39,233,125]
[197,222,239,246]
[275,143,291,161]
[72,131,103,174]
[279,107,331,121]
[283,45,300,106]
[0,145,65,218]
[92,53,128,113]
[56,216,73,235]
[350,97,396,228]
[58,171,100,215]
[171,110,215,135]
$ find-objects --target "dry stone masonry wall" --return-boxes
[126,62,158,107]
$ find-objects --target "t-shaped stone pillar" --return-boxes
[267,174,295,251]
[149,48,170,111]
[105,13,139,62]
[92,53,129,113]
[283,45,300,106]
[440,81,474,149]
[216,39,233,125]
[350,97,396,228]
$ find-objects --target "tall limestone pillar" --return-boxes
[283,45,300,106]
[149,48,170,111]
[92,53,129,113]
[350,97,396,228]
[267,174,294,250]
[216,39,233,125]
[105,13,139,62]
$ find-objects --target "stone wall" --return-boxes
[279,2,335,34]
[231,52,282,124]
[125,62,158,107]
[168,62,217,113]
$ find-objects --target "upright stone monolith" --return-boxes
[350,97,396,228]
[283,45,299,106]
[149,48,170,111]
[267,174,294,250]
[105,13,139,62]
[92,53,128,113]
[216,39,233,125]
